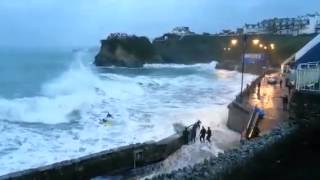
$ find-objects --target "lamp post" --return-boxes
[231,35,247,103]
[240,34,248,102]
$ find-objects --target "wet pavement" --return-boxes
[242,72,289,134]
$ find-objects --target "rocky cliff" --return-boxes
[94,33,316,68]
[94,33,161,67]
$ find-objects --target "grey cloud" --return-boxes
[0,0,319,48]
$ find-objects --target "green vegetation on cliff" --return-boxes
[153,33,316,66]
[95,35,158,67]
[95,33,316,67]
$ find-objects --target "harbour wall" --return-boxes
[226,72,267,133]
[1,133,186,180]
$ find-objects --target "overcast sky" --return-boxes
[0,0,319,48]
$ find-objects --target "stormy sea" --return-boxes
[0,48,256,175]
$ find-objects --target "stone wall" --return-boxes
[1,134,185,180]
[226,73,266,133]
[226,102,250,133]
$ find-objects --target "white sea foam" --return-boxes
[0,52,257,176]
[143,61,217,71]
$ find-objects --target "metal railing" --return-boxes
[295,61,320,93]
[242,108,260,140]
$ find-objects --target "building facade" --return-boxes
[171,27,196,36]
[243,13,320,35]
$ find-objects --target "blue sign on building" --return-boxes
[244,53,266,64]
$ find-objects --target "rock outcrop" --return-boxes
[94,33,160,67]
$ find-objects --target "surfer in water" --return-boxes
[106,112,113,119]
[101,112,113,124]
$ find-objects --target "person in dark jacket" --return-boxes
[183,127,189,144]
[206,127,212,143]
[288,84,292,95]
[200,126,206,143]
[190,120,201,143]
[106,112,113,118]
[282,95,289,111]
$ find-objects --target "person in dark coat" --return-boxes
[190,120,201,143]
[288,84,292,95]
[183,127,189,144]
[200,126,206,143]
[282,95,288,111]
[279,79,283,88]
[206,127,212,143]
[106,112,113,118]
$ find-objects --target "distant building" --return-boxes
[236,28,244,34]
[243,12,320,35]
[171,26,196,36]
[107,33,131,40]
[244,24,263,34]
[218,29,236,36]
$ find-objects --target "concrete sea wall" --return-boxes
[226,73,266,133]
[1,134,185,180]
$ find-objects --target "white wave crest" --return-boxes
[143,61,217,71]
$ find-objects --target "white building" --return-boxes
[244,24,266,34]
[171,27,195,36]
[296,13,319,34]
[243,13,320,35]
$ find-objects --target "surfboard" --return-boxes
[100,119,112,126]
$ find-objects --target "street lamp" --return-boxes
[270,43,275,50]
[240,35,248,102]
[223,47,232,51]
[231,39,238,46]
[229,35,248,102]
[252,39,260,45]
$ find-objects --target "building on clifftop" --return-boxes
[171,26,196,36]
[244,12,320,35]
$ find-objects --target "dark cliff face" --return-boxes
[94,33,316,68]
[94,35,160,67]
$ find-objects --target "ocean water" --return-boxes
[0,49,256,175]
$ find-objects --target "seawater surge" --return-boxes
[0,49,256,176]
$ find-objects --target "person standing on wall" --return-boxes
[206,127,212,143]
[183,127,190,144]
[191,120,201,143]
[199,126,206,143]
[288,84,292,95]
